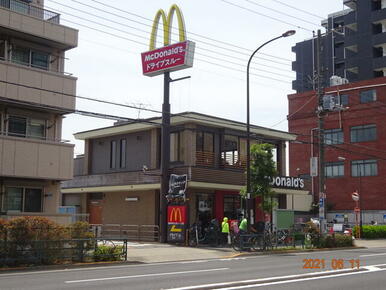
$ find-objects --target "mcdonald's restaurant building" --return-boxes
[61,112,312,230]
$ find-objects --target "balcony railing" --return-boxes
[221,152,246,170]
[196,151,215,167]
[0,0,60,24]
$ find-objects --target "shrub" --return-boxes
[93,245,123,262]
[353,225,386,239]
[318,234,352,248]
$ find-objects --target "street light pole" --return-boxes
[246,30,296,225]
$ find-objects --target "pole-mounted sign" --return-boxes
[141,4,195,77]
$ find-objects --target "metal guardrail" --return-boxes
[91,224,160,242]
[0,0,60,24]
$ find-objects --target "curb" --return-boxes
[234,246,366,257]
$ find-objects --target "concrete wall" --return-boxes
[0,61,76,112]
[0,135,74,180]
[0,6,78,49]
[102,190,156,225]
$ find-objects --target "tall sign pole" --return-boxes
[160,71,171,242]
[141,4,195,243]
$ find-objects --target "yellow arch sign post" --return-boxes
[141,5,194,243]
[141,4,195,77]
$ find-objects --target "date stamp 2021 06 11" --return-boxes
[303,258,360,270]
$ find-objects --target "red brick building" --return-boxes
[288,77,386,224]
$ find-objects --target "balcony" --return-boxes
[372,32,386,46]
[0,134,74,180]
[0,0,60,23]
[0,61,76,112]
[373,55,386,69]
[372,8,386,23]
[196,151,215,167]
[0,0,77,50]
[62,170,161,189]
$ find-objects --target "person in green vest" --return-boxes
[239,217,248,234]
[221,217,230,246]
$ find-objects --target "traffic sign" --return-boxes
[352,191,360,201]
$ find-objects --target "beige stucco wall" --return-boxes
[43,181,60,213]
[0,6,77,48]
[0,135,74,180]
[0,62,76,111]
[102,190,156,225]
[286,194,313,212]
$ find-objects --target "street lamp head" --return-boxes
[282,30,296,37]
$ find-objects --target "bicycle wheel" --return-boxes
[232,235,242,251]
[251,235,264,251]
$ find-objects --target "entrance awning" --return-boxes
[61,183,160,193]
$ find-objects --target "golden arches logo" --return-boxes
[149,4,186,50]
[169,207,183,223]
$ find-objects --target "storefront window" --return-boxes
[196,194,214,228]
[223,195,241,220]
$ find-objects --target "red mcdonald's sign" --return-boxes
[167,206,186,224]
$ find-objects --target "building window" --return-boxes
[110,140,117,169]
[7,116,46,139]
[119,139,126,168]
[223,195,241,220]
[338,94,348,106]
[196,131,214,166]
[324,129,343,145]
[350,124,376,143]
[170,132,183,162]
[360,89,376,103]
[352,160,378,177]
[11,45,49,70]
[4,187,42,212]
[325,162,344,178]
[221,135,239,166]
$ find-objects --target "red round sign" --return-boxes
[352,191,360,201]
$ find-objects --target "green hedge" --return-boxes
[94,245,123,262]
[353,225,386,239]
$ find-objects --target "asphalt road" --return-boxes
[1,247,386,290]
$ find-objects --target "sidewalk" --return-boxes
[126,242,237,263]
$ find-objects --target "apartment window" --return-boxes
[11,45,49,70]
[170,132,183,162]
[119,139,126,168]
[360,89,376,103]
[110,140,117,169]
[338,94,348,106]
[352,160,378,177]
[7,116,46,139]
[325,162,344,178]
[350,124,376,143]
[324,129,343,145]
[0,40,5,60]
[4,187,42,212]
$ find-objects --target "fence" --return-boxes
[0,238,128,266]
[91,224,159,241]
[0,0,60,23]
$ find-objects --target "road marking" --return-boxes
[167,263,386,290]
[360,253,386,257]
[65,267,229,284]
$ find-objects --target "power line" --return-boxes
[220,0,314,32]
[0,79,290,135]
[58,18,291,84]
[75,0,293,62]
[46,0,293,70]
[244,0,322,27]
[269,0,325,20]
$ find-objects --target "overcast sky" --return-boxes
[44,0,345,155]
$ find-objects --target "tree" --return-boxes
[241,143,278,214]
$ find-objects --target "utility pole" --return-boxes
[315,29,326,234]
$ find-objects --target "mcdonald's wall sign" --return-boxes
[167,205,186,242]
[141,4,195,77]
